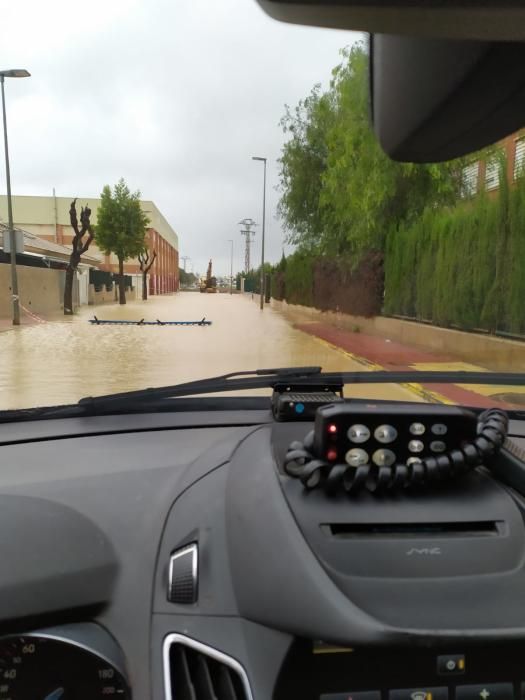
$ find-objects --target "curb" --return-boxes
[304,330,452,405]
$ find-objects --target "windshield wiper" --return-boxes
[77,367,525,411]
[0,366,323,423]
[78,365,325,410]
[1,367,525,423]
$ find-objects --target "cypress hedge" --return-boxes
[384,162,525,334]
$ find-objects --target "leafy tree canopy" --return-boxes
[179,268,197,286]
[96,178,150,262]
[278,42,467,260]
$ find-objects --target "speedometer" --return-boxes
[0,631,130,699]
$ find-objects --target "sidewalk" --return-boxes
[0,316,44,331]
[295,321,525,409]
[0,293,123,329]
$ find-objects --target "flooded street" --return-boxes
[0,292,421,410]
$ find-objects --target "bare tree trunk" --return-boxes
[64,266,75,315]
[118,257,126,305]
[138,249,155,303]
[64,199,94,314]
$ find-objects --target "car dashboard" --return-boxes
[2,402,525,699]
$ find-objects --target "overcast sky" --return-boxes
[3,0,358,277]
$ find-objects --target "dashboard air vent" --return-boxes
[323,521,504,538]
[164,634,252,700]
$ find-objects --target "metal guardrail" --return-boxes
[89,316,211,326]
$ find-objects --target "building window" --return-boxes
[485,158,500,191]
[461,162,479,197]
[514,137,525,179]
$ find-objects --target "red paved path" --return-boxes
[295,322,518,409]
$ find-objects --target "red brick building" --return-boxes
[462,130,525,196]
[0,194,179,296]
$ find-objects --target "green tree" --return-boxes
[242,268,260,293]
[321,45,463,257]
[96,179,150,304]
[278,42,465,261]
[383,151,525,335]
[179,268,197,286]
[278,85,335,251]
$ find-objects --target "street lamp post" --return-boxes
[252,156,267,310]
[227,239,234,294]
[0,68,30,326]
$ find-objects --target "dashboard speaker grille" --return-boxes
[165,637,252,700]
[168,543,198,604]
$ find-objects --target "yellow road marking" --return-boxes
[311,334,382,370]
[296,329,523,407]
[402,382,454,405]
[411,362,525,398]
[308,335,451,404]
[459,383,525,397]
[411,362,486,372]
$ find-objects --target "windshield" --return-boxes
[0,2,524,411]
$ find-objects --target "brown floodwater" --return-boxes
[0,292,421,410]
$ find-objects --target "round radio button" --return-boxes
[345,448,369,467]
[372,449,396,467]
[430,440,446,453]
[374,424,398,444]
[431,423,448,436]
[408,439,424,453]
[409,422,426,436]
[347,424,370,443]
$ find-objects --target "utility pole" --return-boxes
[252,157,267,310]
[53,187,58,243]
[227,239,233,294]
[181,255,190,272]
[238,218,257,274]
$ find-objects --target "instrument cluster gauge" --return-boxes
[0,624,130,699]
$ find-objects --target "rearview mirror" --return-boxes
[255,0,525,162]
[255,0,525,42]
[370,37,525,162]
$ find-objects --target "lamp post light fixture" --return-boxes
[0,68,30,326]
[251,156,267,310]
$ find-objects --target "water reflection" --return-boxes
[0,293,420,409]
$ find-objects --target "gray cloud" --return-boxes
[2,0,358,276]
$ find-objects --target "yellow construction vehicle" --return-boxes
[199,259,217,293]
